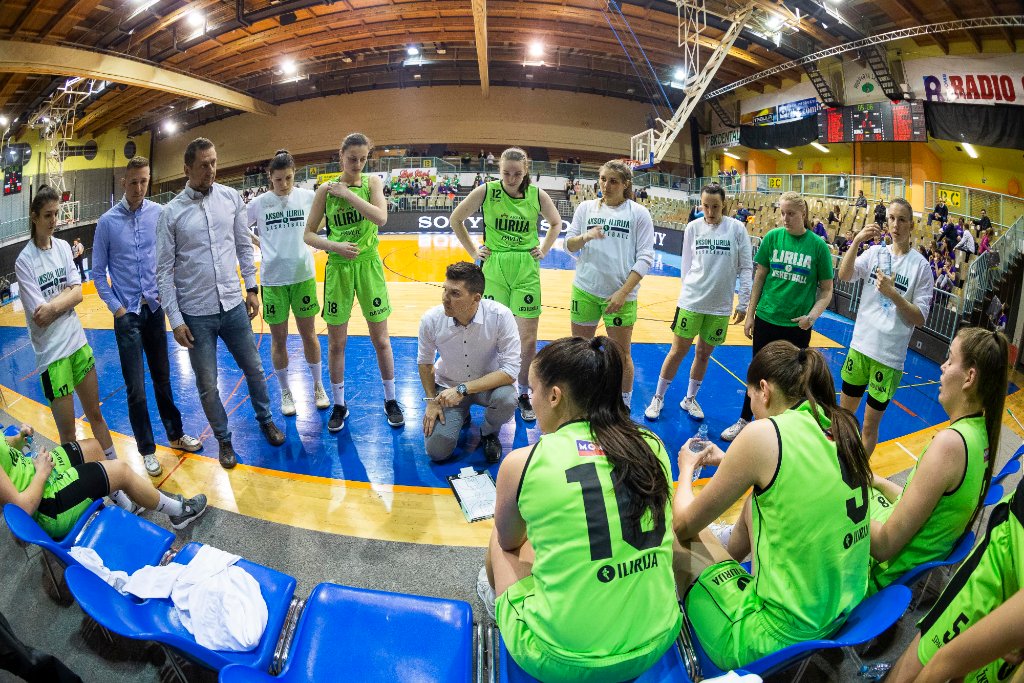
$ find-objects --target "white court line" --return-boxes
[895,441,919,462]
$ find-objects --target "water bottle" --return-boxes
[690,424,709,481]
[859,662,892,680]
[878,248,894,311]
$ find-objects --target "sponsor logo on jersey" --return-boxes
[595,552,660,583]
[769,248,813,283]
[576,440,606,457]
[694,238,733,255]
[843,523,870,549]
[709,565,745,586]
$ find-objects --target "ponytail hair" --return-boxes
[747,341,871,489]
[532,336,671,527]
[500,147,531,195]
[779,191,812,231]
[29,185,61,240]
[598,160,635,208]
[267,149,295,173]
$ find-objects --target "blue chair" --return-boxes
[219,582,474,683]
[689,584,912,680]
[984,483,1005,507]
[893,530,975,590]
[994,459,1021,483]
[4,501,174,601]
[65,542,297,682]
[497,634,698,682]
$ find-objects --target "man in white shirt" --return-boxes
[157,138,285,469]
[955,228,976,256]
[418,262,521,463]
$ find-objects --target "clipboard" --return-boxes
[447,467,497,523]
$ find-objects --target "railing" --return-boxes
[691,174,906,202]
[961,215,1024,316]
[634,172,689,191]
[924,181,1024,231]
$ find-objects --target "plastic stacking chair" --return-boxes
[688,584,912,681]
[65,542,297,683]
[984,483,1005,507]
[893,530,976,609]
[993,458,1021,484]
[4,501,173,602]
[219,582,474,683]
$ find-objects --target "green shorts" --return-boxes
[570,286,637,328]
[483,251,541,319]
[262,278,320,325]
[685,560,800,670]
[916,484,1022,683]
[40,344,95,404]
[670,308,728,346]
[34,442,108,539]
[866,490,898,594]
[323,257,391,325]
[840,349,902,409]
[497,574,675,683]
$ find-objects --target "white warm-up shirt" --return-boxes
[677,216,753,316]
[246,188,316,287]
[15,238,88,370]
[566,199,655,300]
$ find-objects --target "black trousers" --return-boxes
[739,315,813,422]
[0,609,82,682]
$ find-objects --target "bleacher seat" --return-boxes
[65,541,297,679]
[219,582,474,683]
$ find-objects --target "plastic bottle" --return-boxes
[690,424,709,481]
[859,662,892,680]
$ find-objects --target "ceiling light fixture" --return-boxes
[0,115,8,127]
[810,141,830,153]
[163,120,178,134]
[187,11,204,27]
[127,0,159,21]
[724,151,741,160]
[281,59,297,75]
[407,46,419,57]
[962,142,978,158]
[529,42,544,58]
[189,99,210,110]
[777,148,792,155]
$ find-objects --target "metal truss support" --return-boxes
[802,61,840,107]
[26,77,101,197]
[707,97,737,127]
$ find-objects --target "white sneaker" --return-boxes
[476,566,496,620]
[721,418,749,442]
[142,453,163,477]
[681,396,704,420]
[313,384,330,410]
[709,522,734,548]
[169,434,203,452]
[644,395,665,420]
[280,389,296,416]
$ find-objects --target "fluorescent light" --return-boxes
[0,116,7,127]
[281,59,297,75]
[674,68,688,81]
[407,46,419,56]
[127,0,159,20]
[529,42,544,58]
[187,11,204,27]
[724,151,741,160]
[189,99,210,110]
[962,142,978,159]
[413,73,422,79]
[163,120,177,134]
[810,141,829,153]
[767,14,783,30]
[777,148,792,155]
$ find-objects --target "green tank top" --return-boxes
[871,415,988,589]
[516,420,681,661]
[325,174,379,263]
[0,442,34,493]
[481,180,540,252]
[753,402,870,640]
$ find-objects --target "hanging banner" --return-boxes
[706,129,740,149]
[906,55,1024,106]
[740,107,776,126]
[844,63,883,105]
[776,97,820,123]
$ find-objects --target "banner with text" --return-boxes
[706,129,741,149]
[906,55,1024,107]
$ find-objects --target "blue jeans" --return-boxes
[113,305,184,456]
[183,303,272,443]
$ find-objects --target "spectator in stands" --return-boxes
[928,199,948,226]
[93,156,203,478]
[0,423,208,537]
[828,204,842,226]
[637,186,649,201]
[734,202,751,222]
[673,341,870,671]
[940,220,959,254]
[867,327,1004,593]
[837,199,935,457]
[477,336,681,681]
[157,138,286,469]
[71,237,85,280]
[995,305,1007,332]
[855,190,868,208]
[813,219,828,241]
[418,262,518,463]
[873,200,887,227]
[979,228,995,255]
[834,230,850,253]
[486,151,495,167]
[955,226,976,255]
[972,208,992,235]
[935,266,953,292]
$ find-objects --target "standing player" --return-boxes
[304,133,403,431]
[565,160,655,408]
[837,198,934,456]
[720,191,833,441]
[248,150,328,417]
[449,147,562,422]
[644,183,752,421]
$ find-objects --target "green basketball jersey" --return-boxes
[481,181,540,252]
[752,402,870,640]
[516,420,681,660]
[325,174,379,263]
[0,442,34,493]
[870,415,989,590]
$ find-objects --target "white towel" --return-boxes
[123,563,187,600]
[703,673,763,683]
[69,546,129,594]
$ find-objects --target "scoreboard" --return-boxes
[818,101,926,143]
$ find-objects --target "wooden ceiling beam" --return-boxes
[38,0,106,42]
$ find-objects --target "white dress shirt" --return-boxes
[157,183,256,329]
[417,298,521,388]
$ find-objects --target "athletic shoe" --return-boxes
[169,493,208,530]
[644,395,665,420]
[721,418,749,442]
[169,434,203,452]
[681,396,704,420]
[708,522,734,548]
[328,404,349,432]
[518,394,536,421]
[481,433,503,464]
[142,453,163,477]
[384,399,405,427]
[260,420,286,446]
[476,566,496,620]
[313,384,330,410]
[280,389,296,417]
[218,441,237,469]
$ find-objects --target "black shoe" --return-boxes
[260,420,286,446]
[328,403,349,432]
[481,433,503,464]
[384,399,405,427]
[518,394,536,421]
[219,441,238,469]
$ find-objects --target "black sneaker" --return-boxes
[168,493,208,530]
[218,440,237,469]
[260,420,286,446]
[328,403,349,432]
[481,433,503,464]
[384,399,405,427]
[518,394,536,421]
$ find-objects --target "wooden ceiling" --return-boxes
[0,0,1019,141]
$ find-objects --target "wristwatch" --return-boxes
[456,383,468,396]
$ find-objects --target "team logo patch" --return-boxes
[373,297,382,307]
[874,370,884,383]
[613,317,623,327]
[715,327,724,337]
[524,294,534,304]
[302,295,311,304]
[576,439,606,456]
[597,565,615,583]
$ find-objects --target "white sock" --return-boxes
[655,377,671,399]
[518,384,530,397]
[622,391,633,407]
[382,379,396,401]
[109,490,134,510]
[155,491,184,516]
[308,362,322,386]
[276,367,291,394]
[332,382,345,406]
[687,378,702,400]
[103,446,117,461]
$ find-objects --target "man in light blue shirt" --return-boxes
[157,138,285,469]
[94,156,203,477]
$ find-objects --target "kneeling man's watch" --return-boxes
[456,383,468,396]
